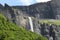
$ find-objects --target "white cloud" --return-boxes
[19,0,33,5]
[35,0,51,2]
[16,0,51,5]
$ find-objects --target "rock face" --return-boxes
[51,0,60,19]
[39,23,60,40]
[0,0,60,40]
[12,2,55,19]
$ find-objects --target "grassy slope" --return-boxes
[39,19,60,25]
[0,14,47,40]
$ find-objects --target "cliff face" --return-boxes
[12,2,55,19]
[0,0,60,20]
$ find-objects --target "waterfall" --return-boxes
[28,17,34,32]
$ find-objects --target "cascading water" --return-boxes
[28,17,34,32]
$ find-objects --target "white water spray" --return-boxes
[28,17,34,32]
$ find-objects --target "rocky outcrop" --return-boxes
[34,23,60,40]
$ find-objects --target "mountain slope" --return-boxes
[0,14,47,40]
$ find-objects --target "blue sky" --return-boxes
[0,0,51,6]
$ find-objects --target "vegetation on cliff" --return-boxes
[39,19,60,25]
[0,14,47,40]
